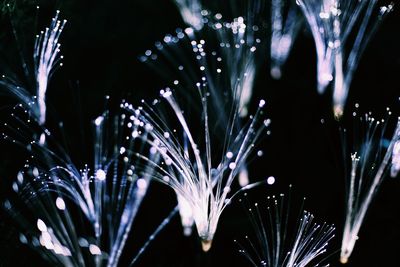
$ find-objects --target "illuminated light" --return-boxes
[229,162,236,170]
[95,169,106,181]
[89,244,102,255]
[37,219,47,232]
[137,178,147,190]
[56,197,66,210]
[95,116,103,126]
[267,176,275,185]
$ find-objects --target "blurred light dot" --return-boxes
[267,176,275,185]
[137,178,147,189]
[95,169,106,181]
[37,219,47,232]
[229,162,236,169]
[89,244,101,255]
[56,197,66,210]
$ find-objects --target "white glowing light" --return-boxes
[40,231,53,248]
[238,168,249,187]
[177,194,194,236]
[39,133,46,145]
[55,197,66,210]
[229,162,237,170]
[95,116,104,126]
[267,176,275,185]
[95,169,106,181]
[137,178,147,190]
[89,244,102,255]
[33,167,39,177]
[37,219,47,232]
[132,130,139,138]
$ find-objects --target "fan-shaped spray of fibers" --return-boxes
[172,0,302,80]
[209,11,266,119]
[339,107,400,264]
[0,9,65,127]
[124,84,270,251]
[235,188,335,267]
[297,0,393,119]
[270,0,302,79]
[139,11,267,240]
[140,9,265,119]
[1,102,173,267]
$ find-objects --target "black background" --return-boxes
[0,0,400,266]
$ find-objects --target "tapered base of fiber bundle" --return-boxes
[334,104,344,121]
[201,239,213,252]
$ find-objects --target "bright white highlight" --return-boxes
[177,194,194,236]
[238,168,249,187]
[89,244,102,255]
[95,169,106,181]
[37,219,47,232]
[267,176,275,185]
[55,197,66,210]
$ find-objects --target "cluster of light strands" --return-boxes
[34,9,65,125]
[173,0,205,30]
[140,8,266,119]
[211,6,266,119]
[0,103,176,267]
[0,9,65,128]
[339,106,400,264]
[172,0,303,80]
[123,83,270,252]
[138,11,267,241]
[297,0,394,119]
[141,7,266,188]
[235,187,335,267]
[270,0,303,79]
